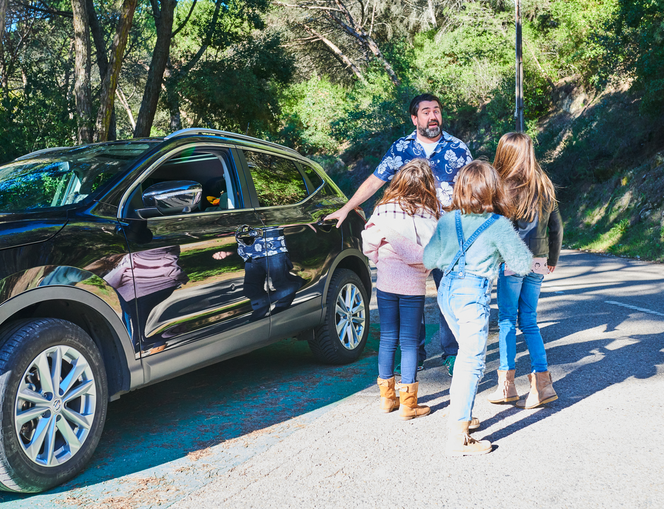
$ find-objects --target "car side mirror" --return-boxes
[138,180,202,219]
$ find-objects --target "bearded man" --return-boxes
[325,93,473,376]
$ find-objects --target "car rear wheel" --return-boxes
[308,269,369,364]
[0,319,108,493]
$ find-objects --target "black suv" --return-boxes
[0,129,371,493]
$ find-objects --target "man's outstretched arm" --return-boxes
[325,174,386,228]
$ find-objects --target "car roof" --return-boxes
[12,129,303,165]
[163,128,302,157]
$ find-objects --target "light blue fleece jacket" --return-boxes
[423,212,533,279]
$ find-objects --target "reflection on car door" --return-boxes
[239,149,343,339]
[121,147,268,358]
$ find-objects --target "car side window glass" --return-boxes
[244,150,308,207]
[132,148,242,216]
[300,164,324,194]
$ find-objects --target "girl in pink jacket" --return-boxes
[362,159,440,420]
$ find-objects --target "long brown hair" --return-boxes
[493,132,557,222]
[445,160,512,216]
[376,158,441,218]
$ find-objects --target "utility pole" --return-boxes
[515,0,524,132]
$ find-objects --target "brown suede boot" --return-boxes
[517,371,558,409]
[447,420,492,456]
[397,382,430,420]
[377,377,400,413]
[487,369,519,404]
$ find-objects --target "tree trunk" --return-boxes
[87,0,116,139]
[115,85,136,130]
[0,0,7,92]
[330,1,400,86]
[301,24,365,82]
[364,35,400,86]
[95,0,137,142]
[134,0,177,138]
[158,0,223,134]
[70,0,93,143]
[427,0,437,28]
[163,62,182,131]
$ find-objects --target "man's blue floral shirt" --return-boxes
[373,130,473,207]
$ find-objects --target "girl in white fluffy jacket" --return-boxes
[362,159,440,420]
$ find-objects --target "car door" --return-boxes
[237,148,344,340]
[119,145,269,362]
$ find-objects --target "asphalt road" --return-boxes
[2,249,663,508]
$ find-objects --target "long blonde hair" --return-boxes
[493,132,556,222]
[376,158,441,218]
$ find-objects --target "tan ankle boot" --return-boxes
[517,371,558,409]
[447,420,492,456]
[377,377,400,413]
[397,382,430,420]
[487,369,519,404]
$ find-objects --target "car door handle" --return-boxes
[316,219,335,232]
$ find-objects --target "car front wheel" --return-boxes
[0,319,108,493]
[309,269,369,364]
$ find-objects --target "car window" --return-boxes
[136,148,241,215]
[300,163,325,193]
[0,143,155,213]
[244,150,308,207]
[298,162,342,198]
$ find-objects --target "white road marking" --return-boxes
[605,300,664,318]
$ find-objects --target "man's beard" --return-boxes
[418,122,441,139]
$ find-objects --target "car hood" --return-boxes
[0,214,67,251]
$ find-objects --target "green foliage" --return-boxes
[178,32,294,134]
[279,75,350,153]
[0,70,76,164]
[412,4,514,108]
[610,0,664,111]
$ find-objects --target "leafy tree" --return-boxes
[610,0,664,111]
[177,31,294,135]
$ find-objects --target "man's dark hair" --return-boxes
[409,94,443,117]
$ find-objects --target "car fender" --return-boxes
[321,248,372,309]
[0,270,142,399]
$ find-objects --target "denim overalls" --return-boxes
[437,210,498,424]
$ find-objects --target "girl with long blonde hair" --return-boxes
[488,132,563,409]
[362,159,439,420]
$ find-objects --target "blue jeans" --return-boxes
[438,272,492,424]
[497,265,548,373]
[377,289,425,384]
[432,269,458,359]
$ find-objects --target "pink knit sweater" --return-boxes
[361,203,438,296]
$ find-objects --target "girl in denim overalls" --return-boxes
[424,161,532,456]
[488,132,563,409]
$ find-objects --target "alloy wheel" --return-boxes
[334,282,366,350]
[14,345,97,467]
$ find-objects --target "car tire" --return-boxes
[309,269,370,365]
[0,318,108,493]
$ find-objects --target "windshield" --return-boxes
[0,142,157,213]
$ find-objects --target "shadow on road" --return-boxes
[0,326,383,502]
[478,267,663,442]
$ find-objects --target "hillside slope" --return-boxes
[538,77,664,263]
